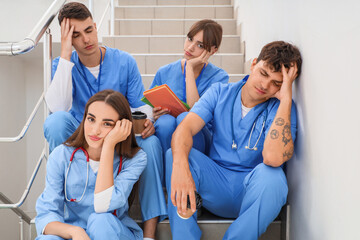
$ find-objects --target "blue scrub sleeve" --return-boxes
[264,100,298,142]
[190,82,222,125]
[108,149,147,212]
[51,57,60,80]
[149,70,162,90]
[126,56,146,108]
[35,146,67,235]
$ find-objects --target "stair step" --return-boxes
[118,0,232,6]
[141,73,247,89]
[114,19,237,35]
[129,53,244,75]
[103,35,241,53]
[115,5,233,19]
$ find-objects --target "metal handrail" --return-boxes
[0,0,65,56]
[0,148,47,209]
[0,93,44,142]
[97,0,115,36]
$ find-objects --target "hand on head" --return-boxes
[273,63,298,101]
[60,18,74,61]
[187,46,217,69]
[104,119,132,147]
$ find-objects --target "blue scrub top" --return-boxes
[191,77,298,171]
[149,59,229,102]
[35,144,147,238]
[51,47,146,122]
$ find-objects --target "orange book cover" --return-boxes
[143,84,190,117]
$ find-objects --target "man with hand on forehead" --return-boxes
[43,3,164,239]
[166,41,302,240]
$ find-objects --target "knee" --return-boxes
[155,114,176,134]
[247,163,288,198]
[87,212,115,229]
[138,135,162,155]
[176,111,189,125]
[44,111,73,136]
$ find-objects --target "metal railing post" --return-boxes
[43,29,52,158]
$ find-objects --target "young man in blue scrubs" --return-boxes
[166,41,302,239]
[43,3,165,239]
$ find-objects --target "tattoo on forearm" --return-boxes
[282,123,291,146]
[283,146,294,161]
[270,129,279,139]
[275,118,285,126]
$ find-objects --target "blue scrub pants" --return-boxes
[165,148,288,240]
[155,112,212,154]
[35,213,138,239]
[43,111,167,222]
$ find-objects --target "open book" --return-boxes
[142,84,190,117]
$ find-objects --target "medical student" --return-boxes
[150,19,229,154]
[43,3,165,239]
[166,41,302,240]
[35,90,147,239]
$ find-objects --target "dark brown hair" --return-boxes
[257,41,302,77]
[58,2,93,25]
[64,90,140,207]
[187,19,223,52]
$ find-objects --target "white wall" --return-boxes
[234,0,360,239]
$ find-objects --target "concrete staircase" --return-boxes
[102,0,284,239]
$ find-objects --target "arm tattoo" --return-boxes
[282,123,291,146]
[270,129,279,139]
[283,146,294,161]
[275,117,285,126]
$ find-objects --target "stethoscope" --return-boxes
[230,78,268,151]
[64,147,122,203]
[77,47,103,96]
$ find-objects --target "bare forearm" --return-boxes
[95,143,115,194]
[263,99,294,167]
[44,221,81,239]
[171,124,193,167]
[185,67,200,108]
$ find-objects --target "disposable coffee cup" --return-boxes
[177,191,202,220]
[132,111,147,135]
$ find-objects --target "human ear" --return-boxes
[250,58,258,71]
[210,46,218,55]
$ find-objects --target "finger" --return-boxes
[189,190,196,213]
[181,191,188,214]
[175,191,181,209]
[61,18,66,36]
[153,106,162,112]
[141,124,153,138]
[171,189,177,206]
[69,25,75,37]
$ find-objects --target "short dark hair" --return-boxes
[257,41,302,77]
[187,19,223,52]
[58,2,92,25]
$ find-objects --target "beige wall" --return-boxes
[234,0,360,239]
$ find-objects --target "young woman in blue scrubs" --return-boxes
[35,90,147,240]
[150,19,229,155]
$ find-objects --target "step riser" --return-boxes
[103,36,240,53]
[131,54,243,75]
[114,19,236,35]
[141,74,246,89]
[118,0,232,6]
[115,6,233,19]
